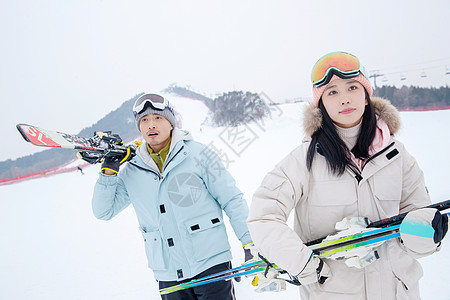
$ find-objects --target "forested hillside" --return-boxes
[374,85,449,109]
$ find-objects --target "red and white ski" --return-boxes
[17,124,136,164]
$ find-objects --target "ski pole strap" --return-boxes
[316,259,327,284]
[285,274,301,286]
[258,253,276,278]
[256,253,301,286]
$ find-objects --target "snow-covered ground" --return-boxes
[1,94,449,299]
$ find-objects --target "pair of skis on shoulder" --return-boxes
[16,123,137,164]
[160,200,450,295]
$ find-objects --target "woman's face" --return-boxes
[321,78,368,128]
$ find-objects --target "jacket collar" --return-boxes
[303,97,401,137]
[350,141,400,182]
[132,128,193,172]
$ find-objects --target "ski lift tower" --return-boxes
[369,70,383,90]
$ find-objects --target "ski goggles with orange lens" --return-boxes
[133,94,174,117]
[311,51,369,87]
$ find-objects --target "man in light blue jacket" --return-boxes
[92,93,253,299]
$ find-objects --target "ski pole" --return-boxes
[367,199,450,228]
[306,199,450,246]
[159,259,267,295]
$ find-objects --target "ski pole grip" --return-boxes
[367,199,450,228]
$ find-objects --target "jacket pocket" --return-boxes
[308,179,358,238]
[372,175,402,216]
[313,259,363,295]
[309,179,357,206]
[256,173,288,201]
[372,175,402,201]
[185,212,231,261]
[261,174,286,191]
[388,241,422,299]
[140,228,168,270]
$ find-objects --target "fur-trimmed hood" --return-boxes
[303,97,401,137]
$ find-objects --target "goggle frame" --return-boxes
[133,94,174,118]
[311,52,368,88]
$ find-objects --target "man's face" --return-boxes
[139,113,173,153]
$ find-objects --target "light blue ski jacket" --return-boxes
[92,128,252,281]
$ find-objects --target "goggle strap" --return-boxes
[133,98,175,118]
[134,97,166,113]
[314,68,362,87]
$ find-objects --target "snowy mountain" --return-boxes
[1,93,449,299]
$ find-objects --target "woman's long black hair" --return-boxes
[306,90,377,175]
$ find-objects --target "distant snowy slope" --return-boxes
[395,109,450,201]
[166,92,210,131]
[0,94,449,299]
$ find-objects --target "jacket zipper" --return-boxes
[162,145,185,172]
[130,144,192,278]
[347,163,363,183]
[347,142,396,183]
[157,153,163,170]
[162,144,192,279]
[362,142,395,168]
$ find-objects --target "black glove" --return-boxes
[78,131,130,165]
[101,147,133,174]
[432,210,449,244]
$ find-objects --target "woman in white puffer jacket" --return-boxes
[247,51,448,299]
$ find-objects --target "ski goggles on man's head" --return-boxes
[133,93,174,117]
[311,51,369,88]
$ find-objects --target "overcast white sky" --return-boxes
[1,0,449,160]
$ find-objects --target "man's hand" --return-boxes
[101,147,134,175]
[234,242,259,283]
[243,242,259,262]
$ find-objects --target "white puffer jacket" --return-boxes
[247,98,430,299]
